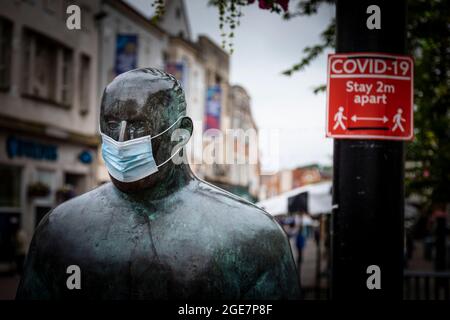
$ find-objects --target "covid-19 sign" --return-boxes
[326,53,414,140]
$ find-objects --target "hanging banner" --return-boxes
[204,85,221,131]
[115,34,138,75]
[326,53,414,140]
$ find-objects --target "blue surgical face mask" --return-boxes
[100,116,185,183]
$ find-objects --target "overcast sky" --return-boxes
[126,0,335,172]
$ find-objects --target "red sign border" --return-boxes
[326,52,414,141]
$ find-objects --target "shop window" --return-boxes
[32,169,55,203]
[0,17,13,91]
[0,165,22,208]
[22,29,73,108]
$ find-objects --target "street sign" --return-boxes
[326,53,414,140]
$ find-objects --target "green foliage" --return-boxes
[209,0,246,54]
[404,0,450,207]
[150,0,165,23]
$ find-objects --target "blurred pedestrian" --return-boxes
[295,225,305,270]
[281,216,296,239]
[296,225,306,286]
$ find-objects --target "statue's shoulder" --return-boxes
[36,183,117,234]
[51,182,116,215]
[191,179,293,267]
[193,179,282,234]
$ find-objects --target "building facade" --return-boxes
[258,164,332,201]
[224,85,260,201]
[164,35,206,173]
[291,164,323,188]
[0,0,100,265]
[196,35,231,182]
[96,0,169,183]
[157,0,192,40]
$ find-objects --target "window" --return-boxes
[22,29,73,107]
[0,17,13,90]
[215,74,222,85]
[175,7,181,19]
[0,165,22,208]
[163,51,169,65]
[79,54,91,115]
[60,48,73,105]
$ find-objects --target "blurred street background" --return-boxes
[0,0,449,300]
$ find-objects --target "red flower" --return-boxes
[248,0,289,12]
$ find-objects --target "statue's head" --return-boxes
[100,68,193,193]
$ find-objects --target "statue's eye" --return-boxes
[107,121,120,130]
[128,121,146,134]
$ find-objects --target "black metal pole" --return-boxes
[331,0,406,299]
[315,215,322,299]
[435,216,447,272]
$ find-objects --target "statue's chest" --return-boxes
[73,219,228,298]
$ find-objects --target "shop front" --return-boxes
[0,133,97,271]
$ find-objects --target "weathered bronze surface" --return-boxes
[16,68,300,300]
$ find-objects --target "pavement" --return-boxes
[288,235,330,301]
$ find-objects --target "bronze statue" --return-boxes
[16,68,300,299]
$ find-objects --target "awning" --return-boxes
[256,181,332,216]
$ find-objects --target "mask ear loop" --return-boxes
[156,144,185,168]
[154,115,188,168]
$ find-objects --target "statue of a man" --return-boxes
[16,68,300,300]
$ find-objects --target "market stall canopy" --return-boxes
[257,181,332,216]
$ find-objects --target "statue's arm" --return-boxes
[242,227,301,300]
[16,215,54,300]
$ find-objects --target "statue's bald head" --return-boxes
[100,68,186,141]
[99,68,193,192]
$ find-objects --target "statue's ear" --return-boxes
[180,116,193,138]
[171,116,193,147]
